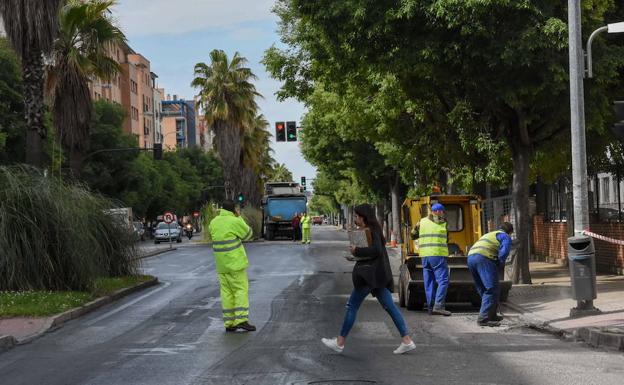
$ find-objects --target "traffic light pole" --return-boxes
[568,0,599,316]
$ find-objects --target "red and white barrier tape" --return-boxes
[582,229,624,246]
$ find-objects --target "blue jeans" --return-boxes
[340,286,409,337]
[422,256,449,309]
[467,254,500,319]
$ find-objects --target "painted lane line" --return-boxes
[85,281,172,326]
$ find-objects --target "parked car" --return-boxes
[312,216,323,225]
[154,221,182,244]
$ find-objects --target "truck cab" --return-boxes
[398,195,512,310]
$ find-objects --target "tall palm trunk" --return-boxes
[22,50,47,167]
[214,120,242,198]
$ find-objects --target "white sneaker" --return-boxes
[393,341,416,354]
[321,337,344,353]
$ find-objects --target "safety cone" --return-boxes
[390,231,397,248]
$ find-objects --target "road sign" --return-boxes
[163,211,175,224]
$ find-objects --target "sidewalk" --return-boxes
[505,262,624,351]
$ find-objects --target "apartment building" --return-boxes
[161,96,196,150]
[88,43,159,149]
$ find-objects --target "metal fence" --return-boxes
[481,195,517,236]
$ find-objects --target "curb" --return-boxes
[503,300,624,350]
[575,327,624,351]
[137,247,177,260]
[3,277,159,350]
[0,335,16,352]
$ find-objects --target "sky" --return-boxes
[113,0,315,184]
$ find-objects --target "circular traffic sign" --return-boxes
[163,211,175,224]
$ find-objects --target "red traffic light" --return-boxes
[277,123,284,130]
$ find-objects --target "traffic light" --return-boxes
[237,193,245,204]
[301,176,306,191]
[286,121,297,141]
[153,142,163,160]
[275,122,286,142]
[612,101,624,141]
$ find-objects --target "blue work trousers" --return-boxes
[340,286,409,337]
[467,254,500,319]
[422,256,449,310]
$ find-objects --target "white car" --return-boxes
[154,222,182,243]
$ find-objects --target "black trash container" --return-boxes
[567,235,597,301]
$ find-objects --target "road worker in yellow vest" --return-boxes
[301,211,311,244]
[468,222,514,327]
[411,203,451,316]
[209,200,255,332]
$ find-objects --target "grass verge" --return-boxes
[0,275,153,318]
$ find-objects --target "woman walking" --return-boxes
[321,204,415,354]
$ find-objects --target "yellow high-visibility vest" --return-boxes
[418,217,448,257]
[468,230,503,260]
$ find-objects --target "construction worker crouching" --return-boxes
[301,211,311,244]
[411,203,451,316]
[467,222,514,327]
[209,200,256,332]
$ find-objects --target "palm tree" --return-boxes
[270,163,293,183]
[192,50,260,199]
[0,0,63,167]
[46,0,125,177]
[241,114,274,205]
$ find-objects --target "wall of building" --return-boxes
[127,53,154,149]
[532,215,624,275]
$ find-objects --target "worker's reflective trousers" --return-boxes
[217,269,249,327]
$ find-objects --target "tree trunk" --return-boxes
[213,120,242,199]
[511,142,532,284]
[391,174,401,243]
[22,51,46,168]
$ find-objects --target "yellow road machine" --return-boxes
[398,195,512,310]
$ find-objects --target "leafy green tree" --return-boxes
[265,0,624,283]
[0,37,26,163]
[0,0,62,167]
[46,0,126,177]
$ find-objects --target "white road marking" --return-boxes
[85,281,171,326]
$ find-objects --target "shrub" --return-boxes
[0,166,139,291]
[240,206,262,240]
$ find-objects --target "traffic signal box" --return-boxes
[301,176,306,191]
[276,122,286,142]
[286,121,297,141]
[237,193,245,204]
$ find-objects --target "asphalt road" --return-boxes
[0,227,623,385]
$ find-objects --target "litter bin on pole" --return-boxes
[567,235,601,317]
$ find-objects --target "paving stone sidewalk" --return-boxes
[505,262,624,351]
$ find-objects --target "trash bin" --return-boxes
[567,235,597,301]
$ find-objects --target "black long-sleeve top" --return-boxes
[352,230,394,293]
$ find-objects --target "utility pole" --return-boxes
[568,0,589,235]
[568,0,600,317]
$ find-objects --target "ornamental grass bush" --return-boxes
[0,166,139,291]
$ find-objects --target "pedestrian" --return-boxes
[321,204,416,355]
[411,203,451,316]
[208,199,256,332]
[467,222,514,327]
[291,212,301,242]
[301,211,311,244]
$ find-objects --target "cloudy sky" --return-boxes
[113,0,315,183]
